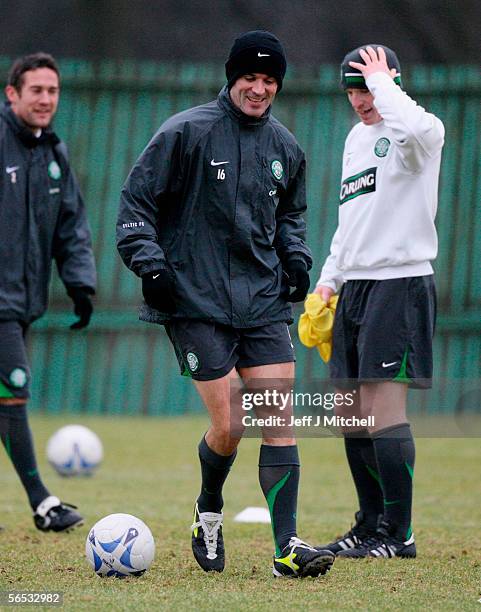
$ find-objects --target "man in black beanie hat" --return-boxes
[313,45,444,559]
[118,32,334,578]
[225,30,287,119]
[226,30,287,91]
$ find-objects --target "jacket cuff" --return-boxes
[138,261,168,277]
[284,253,311,270]
[315,279,339,293]
[365,71,397,91]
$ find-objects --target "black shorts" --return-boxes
[330,276,436,389]
[165,320,295,381]
[0,321,30,400]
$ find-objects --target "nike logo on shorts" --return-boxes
[382,361,398,368]
[210,159,229,166]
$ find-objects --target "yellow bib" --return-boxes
[298,293,338,363]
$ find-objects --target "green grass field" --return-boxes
[0,415,480,611]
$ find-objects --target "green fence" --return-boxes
[2,58,478,414]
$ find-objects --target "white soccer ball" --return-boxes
[85,513,155,577]
[46,425,103,476]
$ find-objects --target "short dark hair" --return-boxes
[7,52,60,91]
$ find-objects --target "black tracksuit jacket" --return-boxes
[117,87,312,328]
[0,103,96,325]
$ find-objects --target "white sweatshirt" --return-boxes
[317,71,445,293]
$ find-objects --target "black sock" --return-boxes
[197,436,236,513]
[259,444,300,556]
[372,423,415,541]
[0,404,50,510]
[344,431,384,528]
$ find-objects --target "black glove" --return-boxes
[141,269,176,313]
[284,258,310,302]
[66,286,94,330]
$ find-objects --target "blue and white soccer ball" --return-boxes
[46,425,103,476]
[86,513,155,578]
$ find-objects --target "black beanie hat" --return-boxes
[340,44,402,89]
[225,30,287,91]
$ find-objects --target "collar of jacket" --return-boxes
[0,101,60,148]
[216,86,271,127]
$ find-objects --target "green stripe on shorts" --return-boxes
[393,349,412,384]
[0,380,14,398]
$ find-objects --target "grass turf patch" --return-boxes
[0,415,479,610]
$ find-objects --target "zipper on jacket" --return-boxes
[23,149,33,317]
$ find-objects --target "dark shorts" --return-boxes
[165,320,295,381]
[330,276,437,389]
[0,321,30,400]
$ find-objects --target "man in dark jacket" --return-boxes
[0,53,96,532]
[117,31,334,577]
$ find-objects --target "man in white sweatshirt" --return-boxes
[315,45,444,558]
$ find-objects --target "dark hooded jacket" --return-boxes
[117,87,312,328]
[0,102,96,325]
